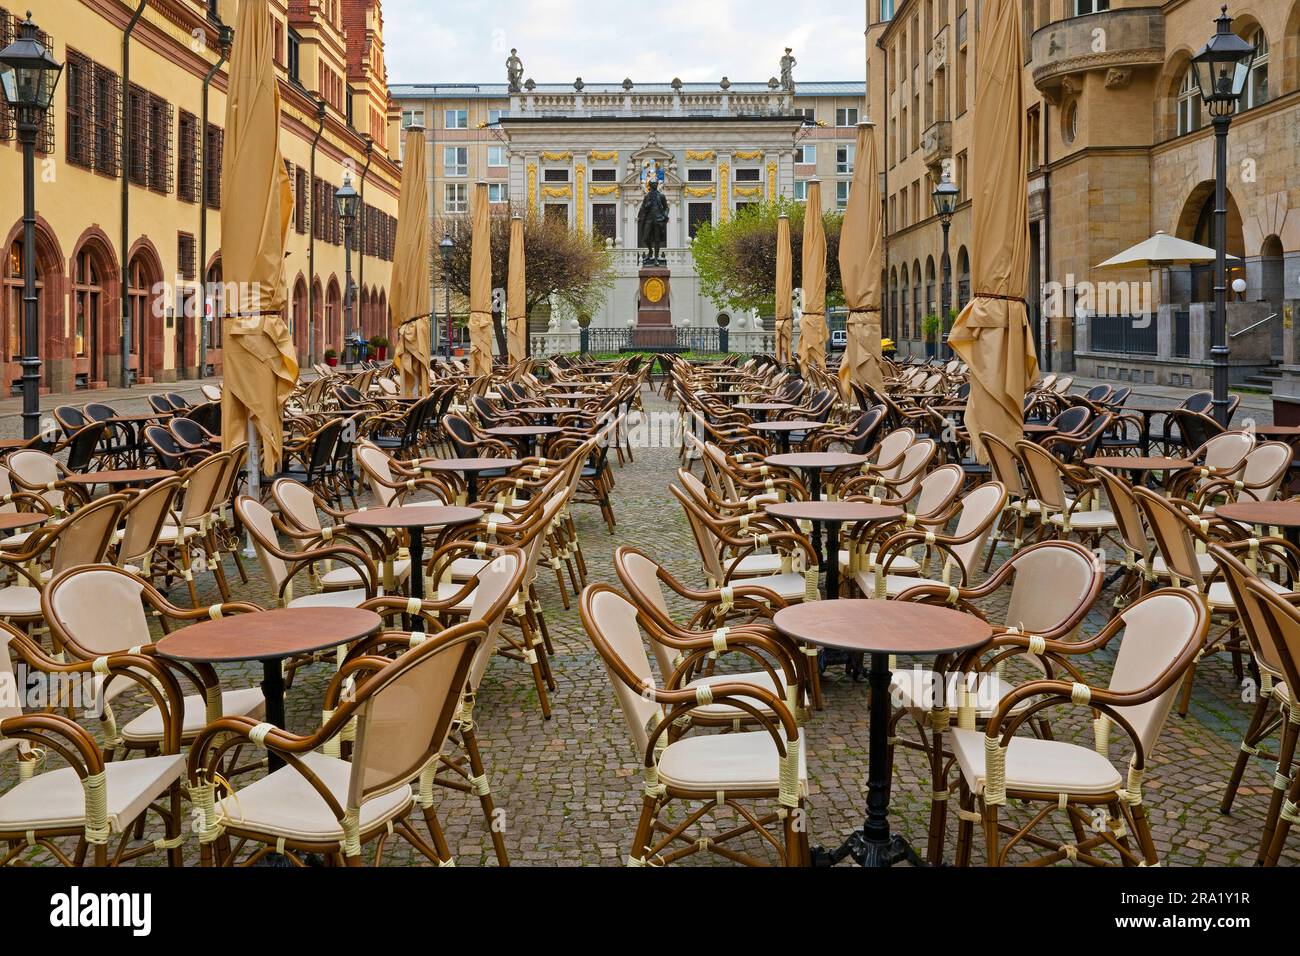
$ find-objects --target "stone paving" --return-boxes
[3,378,1297,867]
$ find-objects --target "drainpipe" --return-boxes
[355,135,373,355]
[307,97,327,364]
[120,0,148,388]
[877,31,890,344]
[1040,99,1053,373]
[197,22,231,380]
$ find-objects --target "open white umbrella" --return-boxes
[1094,230,1239,270]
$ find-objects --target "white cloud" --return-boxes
[381,0,864,84]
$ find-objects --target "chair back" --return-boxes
[147,394,174,415]
[464,549,527,691]
[1132,487,1205,589]
[234,495,290,591]
[1179,391,1212,414]
[1200,430,1254,472]
[1015,440,1069,513]
[669,482,728,584]
[947,482,1007,577]
[346,623,483,808]
[178,451,230,526]
[1001,540,1102,637]
[144,424,185,470]
[1207,544,1288,682]
[1093,467,1149,561]
[50,494,128,577]
[117,476,185,569]
[1241,575,1300,708]
[1049,405,1089,436]
[44,564,155,659]
[872,427,916,479]
[580,585,662,757]
[271,478,324,534]
[1234,441,1291,502]
[8,449,67,513]
[54,405,87,438]
[890,439,937,500]
[356,444,402,507]
[983,433,1028,499]
[65,422,107,473]
[912,463,964,519]
[165,392,189,410]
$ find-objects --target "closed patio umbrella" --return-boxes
[467,182,494,377]
[837,122,885,398]
[390,125,431,397]
[775,214,792,363]
[795,181,827,371]
[946,0,1038,463]
[219,0,298,477]
[507,214,526,363]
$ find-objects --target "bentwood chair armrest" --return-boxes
[149,597,263,624]
[356,596,460,630]
[0,712,106,778]
[280,544,380,601]
[647,684,800,763]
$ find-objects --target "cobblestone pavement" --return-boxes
[4,379,1297,867]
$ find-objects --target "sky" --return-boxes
[380,0,866,85]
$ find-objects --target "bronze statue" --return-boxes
[637,179,669,265]
[506,48,524,93]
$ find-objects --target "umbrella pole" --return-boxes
[243,420,261,557]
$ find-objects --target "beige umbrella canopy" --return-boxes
[390,126,431,397]
[507,215,527,363]
[795,181,827,371]
[467,182,495,377]
[774,214,793,363]
[219,0,298,476]
[837,122,885,398]
[1094,230,1238,270]
[946,0,1038,464]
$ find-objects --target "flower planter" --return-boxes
[325,356,339,367]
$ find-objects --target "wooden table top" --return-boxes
[0,438,30,450]
[109,412,172,423]
[1084,456,1192,471]
[485,425,564,438]
[1253,425,1300,438]
[419,457,522,473]
[766,452,870,470]
[62,468,176,486]
[750,420,826,433]
[545,392,599,401]
[156,607,381,664]
[765,500,903,524]
[737,402,795,412]
[0,512,46,532]
[345,504,482,531]
[1216,500,1300,528]
[773,599,992,656]
[1023,423,1057,434]
[520,406,585,416]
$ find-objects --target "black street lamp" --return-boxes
[932,175,959,360]
[334,171,359,365]
[439,231,455,359]
[0,14,62,442]
[1192,5,1255,427]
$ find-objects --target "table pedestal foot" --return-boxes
[811,831,924,868]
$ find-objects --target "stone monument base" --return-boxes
[632,265,674,349]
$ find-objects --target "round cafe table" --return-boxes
[62,468,175,491]
[0,512,47,536]
[519,406,584,421]
[750,420,825,454]
[736,401,794,422]
[156,606,381,771]
[345,505,482,631]
[545,392,598,402]
[765,452,872,560]
[1083,455,1191,489]
[773,599,992,867]
[1216,500,1300,549]
[485,424,563,457]
[764,500,902,601]
[419,457,521,504]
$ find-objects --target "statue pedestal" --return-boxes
[632,265,674,349]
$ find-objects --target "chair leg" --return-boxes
[954,783,975,866]
[1221,692,1273,815]
[628,792,658,866]
[1258,710,1299,865]
[983,803,1001,867]
[460,721,510,866]
[1176,660,1198,718]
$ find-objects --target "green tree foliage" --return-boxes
[690,198,844,316]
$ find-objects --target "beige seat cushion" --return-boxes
[1206,577,1291,610]
[0,754,184,833]
[684,668,787,719]
[0,530,33,550]
[727,553,785,577]
[852,570,926,599]
[432,579,477,611]
[447,556,488,580]
[217,751,412,842]
[1048,510,1117,531]
[320,559,410,590]
[738,572,810,602]
[838,550,921,573]
[950,727,1123,797]
[1274,681,1291,707]
[287,588,371,610]
[657,729,808,793]
[121,687,266,743]
[0,585,41,617]
[1146,553,1216,578]
[892,669,1024,717]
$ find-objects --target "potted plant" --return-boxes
[922,313,942,359]
[324,347,339,367]
[369,336,390,361]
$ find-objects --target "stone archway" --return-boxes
[2,217,65,394]
[126,238,165,383]
[292,275,308,361]
[326,277,342,354]
[69,229,120,388]
[1175,181,1245,302]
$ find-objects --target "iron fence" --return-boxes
[1089,314,1157,355]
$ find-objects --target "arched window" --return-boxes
[73,249,102,361]
[900,269,910,339]
[206,260,224,348]
[1177,67,1201,135]
[1245,29,1269,109]
[5,240,41,363]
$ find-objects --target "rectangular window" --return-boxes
[956,47,968,115]
[91,64,121,176]
[177,110,198,202]
[488,183,509,203]
[836,144,855,175]
[687,167,713,182]
[444,109,468,129]
[295,168,308,233]
[487,145,507,167]
[204,124,223,208]
[543,167,570,183]
[488,109,509,124]
[443,146,468,177]
[592,203,617,241]
[148,94,173,193]
[688,202,713,238]
[793,180,808,202]
[794,144,816,164]
[735,168,761,182]
[793,107,816,123]
[128,84,148,186]
[65,50,92,168]
[444,182,468,213]
[880,0,895,20]
[177,232,196,281]
[287,30,301,84]
[1073,0,1109,14]
[590,167,617,182]
[836,181,850,208]
[401,109,424,128]
[835,107,859,127]
[734,202,756,217]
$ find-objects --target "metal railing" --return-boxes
[1090,314,1157,355]
[584,326,724,354]
[1230,312,1278,340]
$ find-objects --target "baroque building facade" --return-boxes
[0,0,400,394]
[868,0,1300,380]
[388,79,865,345]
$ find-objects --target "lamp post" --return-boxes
[932,175,959,360]
[334,171,359,365]
[1192,5,1255,427]
[439,231,454,359]
[0,15,62,441]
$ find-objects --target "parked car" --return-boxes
[830,329,847,351]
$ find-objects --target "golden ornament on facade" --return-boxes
[684,186,716,198]
[718,161,730,222]
[685,149,716,161]
[588,149,618,161]
[541,150,573,162]
[527,162,538,211]
[642,277,666,303]
[735,186,762,198]
[541,185,572,199]
[575,164,586,233]
[590,185,619,196]
[767,160,777,201]
[734,150,763,161]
